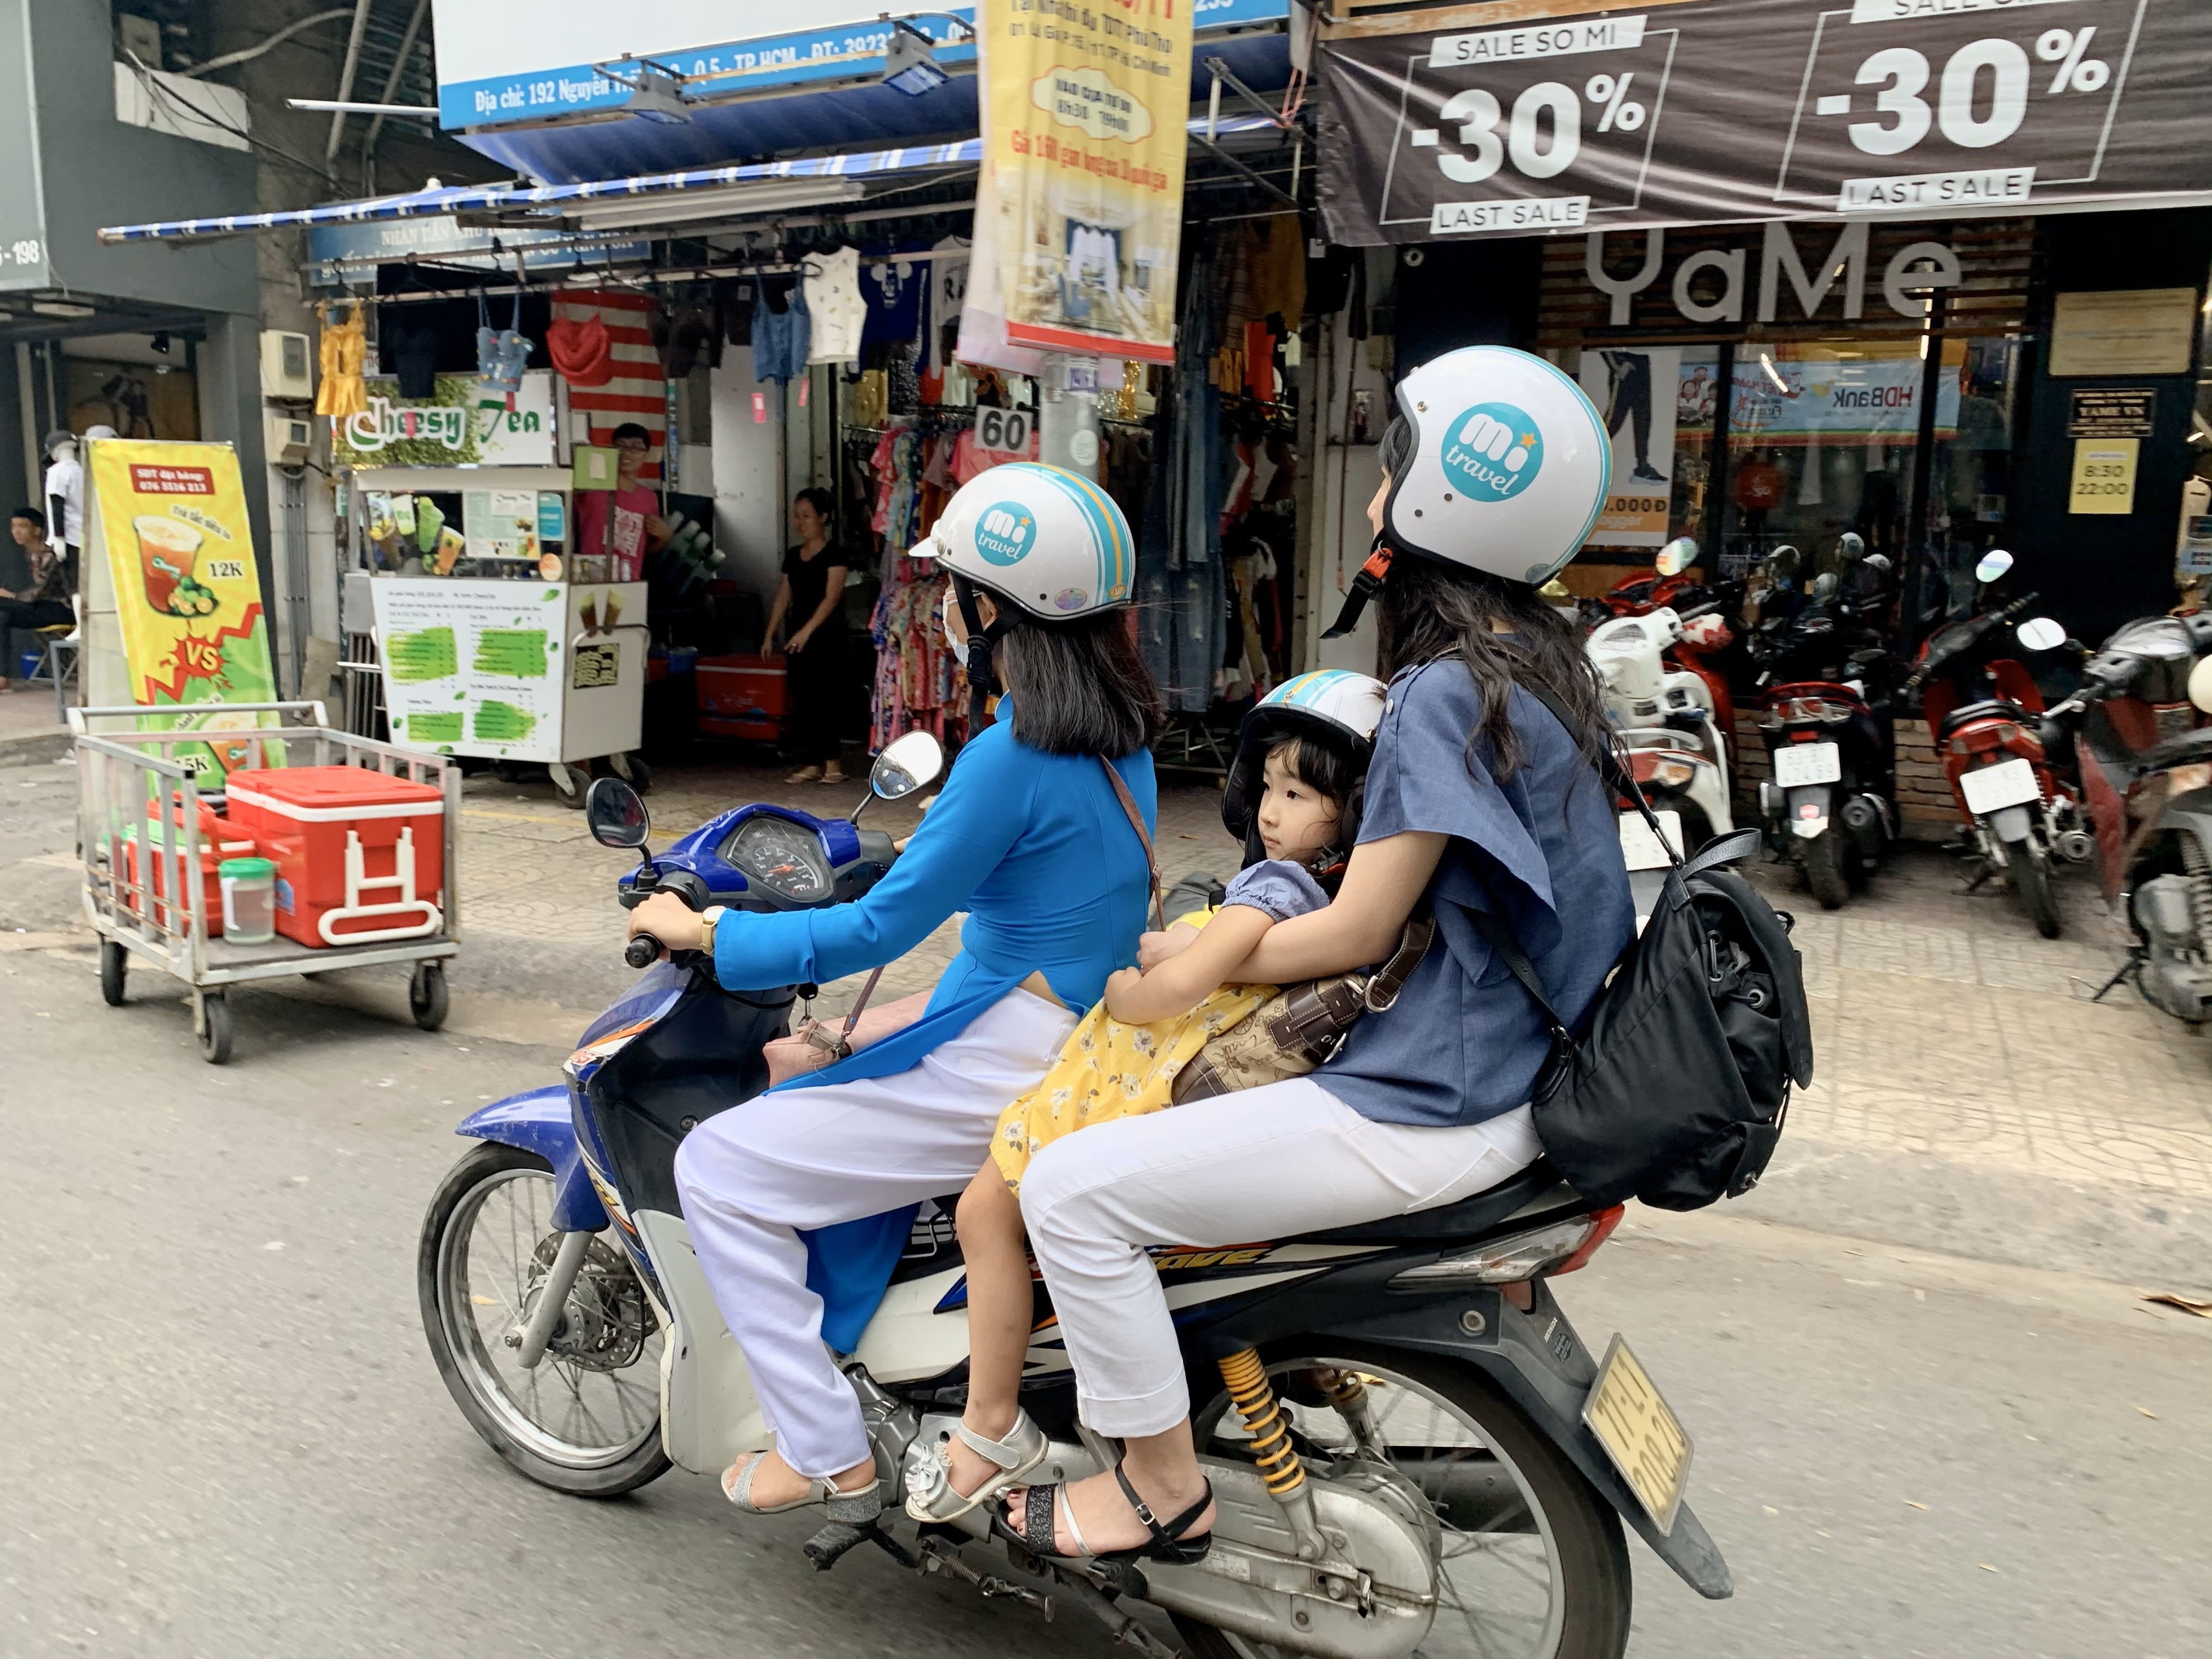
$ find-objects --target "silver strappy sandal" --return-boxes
[722,1452,883,1521]
[903,1410,1050,1523]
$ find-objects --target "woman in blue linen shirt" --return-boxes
[624,463,1160,1523]
[1002,348,1635,1566]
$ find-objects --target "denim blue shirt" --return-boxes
[1318,660,1634,1128]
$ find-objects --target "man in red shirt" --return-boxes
[575,422,669,580]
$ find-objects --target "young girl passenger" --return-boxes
[903,671,1389,1526]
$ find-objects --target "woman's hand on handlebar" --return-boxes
[627,890,706,958]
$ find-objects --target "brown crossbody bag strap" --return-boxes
[1099,757,1167,932]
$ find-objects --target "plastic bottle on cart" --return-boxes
[219,856,277,945]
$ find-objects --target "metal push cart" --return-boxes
[70,702,462,1064]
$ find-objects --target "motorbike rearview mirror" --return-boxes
[1975,548,2014,584]
[2016,617,2068,653]
[585,777,651,849]
[2191,654,2212,715]
[1655,537,1697,578]
[855,729,946,823]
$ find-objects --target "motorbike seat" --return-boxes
[1938,698,2025,738]
[2141,726,2212,770]
[1300,1158,1592,1244]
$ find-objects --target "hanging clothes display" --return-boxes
[474,291,530,408]
[314,301,368,418]
[806,247,867,365]
[752,278,811,386]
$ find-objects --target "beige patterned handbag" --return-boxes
[1096,760,1434,1108]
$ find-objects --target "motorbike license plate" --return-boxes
[1959,755,2041,815]
[1773,741,1842,788]
[1618,809,1683,872]
[1582,1336,1694,1535]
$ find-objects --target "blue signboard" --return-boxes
[437,0,1285,131]
[305,216,648,285]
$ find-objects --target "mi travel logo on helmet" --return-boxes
[973,503,1036,566]
[1441,402,1543,501]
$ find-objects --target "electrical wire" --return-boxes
[177,9,356,78]
[125,53,342,189]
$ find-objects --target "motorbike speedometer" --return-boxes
[728,815,834,902]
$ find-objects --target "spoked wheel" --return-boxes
[2002,840,2063,940]
[1179,1346,1631,1659]
[419,1142,670,1496]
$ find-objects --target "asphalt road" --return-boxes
[5,940,2208,1659]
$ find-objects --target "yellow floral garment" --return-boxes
[992,909,1274,1192]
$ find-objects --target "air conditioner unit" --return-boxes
[267,414,313,465]
[260,330,313,400]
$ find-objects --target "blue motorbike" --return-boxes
[415,732,1729,1659]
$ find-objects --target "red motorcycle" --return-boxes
[1899,552,2087,938]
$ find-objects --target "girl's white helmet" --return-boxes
[1386,346,1612,588]
[910,461,1135,620]
[1221,670,1389,848]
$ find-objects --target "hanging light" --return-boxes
[882,22,950,97]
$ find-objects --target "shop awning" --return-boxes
[95,114,1284,247]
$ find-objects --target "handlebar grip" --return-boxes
[625,934,662,969]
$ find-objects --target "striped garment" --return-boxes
[551,290,668,482]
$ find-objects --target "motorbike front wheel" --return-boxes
[2001,838,2063,940]
[1177,1346,1631,1659]
[419,1141,672,1497]
[1802,828,1850,909]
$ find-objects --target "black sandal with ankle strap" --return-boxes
[1007,1466,1214,1566]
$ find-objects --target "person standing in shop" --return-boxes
[573,422,669,581]
[765,486,851,783]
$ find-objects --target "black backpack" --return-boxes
[1474,685,1815,1211]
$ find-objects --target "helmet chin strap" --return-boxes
[954,574,1014,731]
[1322,535,1396,640]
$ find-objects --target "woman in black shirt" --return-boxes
[765,487,851,782]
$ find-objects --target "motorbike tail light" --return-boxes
[1756,710,1784,730]
[1387,1209,1624,1288]
[1818,702,1854,724]
[1995,723,2021,744]
[1949,736,1972,755]
[1651,757,1696,788]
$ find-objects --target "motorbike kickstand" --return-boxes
[1048,1568,1186,1659]
[2085,952,2143,1005]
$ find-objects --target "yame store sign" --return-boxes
[1318,0,2211,244]
[1585,222,1966,327]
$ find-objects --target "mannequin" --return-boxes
[41,424,115,555]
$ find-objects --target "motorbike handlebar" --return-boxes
[625,934,663,970]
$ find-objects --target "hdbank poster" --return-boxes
[968,0,1191,364]
[88,439,279,781]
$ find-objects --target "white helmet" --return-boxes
[1221,670,1388,852]
[1385,346,1610,588]
[911,461,1134,621]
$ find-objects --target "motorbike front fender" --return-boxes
[457,1085,610,1234]
[1333,1284,1733,1600]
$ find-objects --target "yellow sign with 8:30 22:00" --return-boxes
[2069,437,2138,515]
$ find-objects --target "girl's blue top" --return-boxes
[708,701,1157,1348]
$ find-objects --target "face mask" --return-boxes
[940,588,964,657]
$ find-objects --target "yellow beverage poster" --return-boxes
[973,0,1191,364]
[89,439,279,778]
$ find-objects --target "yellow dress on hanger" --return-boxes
[315,303,368,418]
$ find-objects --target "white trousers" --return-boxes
[672,988,1076,1479]
[1019,1079,1542,1439]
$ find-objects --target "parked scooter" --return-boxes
[1588,541,1736,921]
[2042,612,2212,1021]
[416,736,1731,1659]
[1899,549,2089,938]
[1587,538,1740,746]
[1746,541,1897,908]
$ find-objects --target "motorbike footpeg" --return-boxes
[803,1518,918,1572]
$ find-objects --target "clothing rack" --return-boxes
[356,246,966,307]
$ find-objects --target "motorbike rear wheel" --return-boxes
[1176,1345,1631,1659]
[1802,829,1850,910]
[2002,839,2063,940]
[419,1142,671,1497]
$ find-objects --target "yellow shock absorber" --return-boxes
[1218,1347,1306,1498]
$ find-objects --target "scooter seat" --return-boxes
[2141,725,2212,770]
[1300,1158,1592,1244]
[1938,698,2026,738]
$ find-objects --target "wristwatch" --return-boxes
[698,905,728,957]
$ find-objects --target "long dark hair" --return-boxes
[994,601,1164,758]
[1375,420,1605,777]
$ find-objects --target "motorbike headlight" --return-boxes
[1387,1209,1625,1288]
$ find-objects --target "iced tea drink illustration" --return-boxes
[134,516,205,614]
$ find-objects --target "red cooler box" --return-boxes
[222,767,446,947]
[695,654,787,741]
